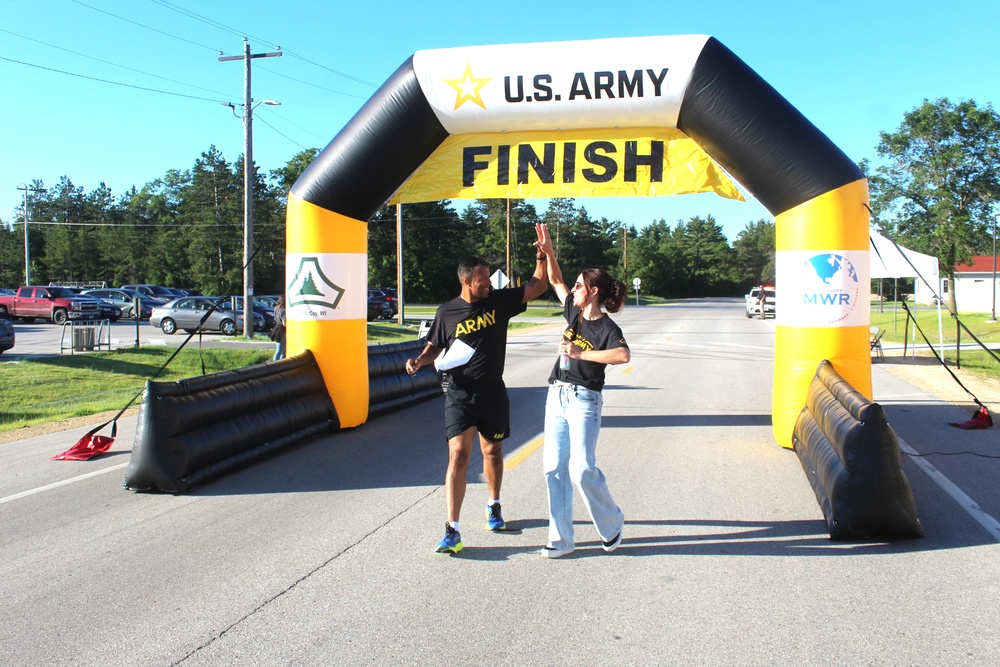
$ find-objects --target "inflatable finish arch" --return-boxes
[287,35,871,447]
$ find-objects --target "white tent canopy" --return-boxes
[869,230,943,355]
[870,230,940,297]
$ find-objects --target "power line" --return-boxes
[147,0,377,88]
[279,49,378,87]
[68,0,223,53]
[19,220,285,228]
[256,64,369,100]
[0,27,235,98]
[255,106,326,142]
[147,0,250,41]
[0,55,231,104]
[253,114,309,151]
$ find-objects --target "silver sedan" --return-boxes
[149,297,258,336]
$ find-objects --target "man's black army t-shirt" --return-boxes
[428,287,526,385]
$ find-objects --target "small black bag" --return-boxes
[269,323,285,342]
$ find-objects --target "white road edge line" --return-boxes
[663,341,772,351]
[0,462,129,505]
[899,437,1000,542]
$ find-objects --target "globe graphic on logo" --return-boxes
[804,254,859,287]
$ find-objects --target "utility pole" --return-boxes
[220,39,282,337]
[623,224,628,283]
[396,203,404,326]
[16,184,45,285]
[992,214,997,322]
[505,199,511,282]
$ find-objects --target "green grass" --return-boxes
[0,347,273,432]
[870,306,1000,378]
[367,322,424,343]
[0,317,562,434]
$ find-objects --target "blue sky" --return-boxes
[2,0,998,241]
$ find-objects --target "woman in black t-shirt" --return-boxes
[536,225,631,559]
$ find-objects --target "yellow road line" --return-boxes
[505,435,544,470]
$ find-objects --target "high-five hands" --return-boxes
[535,223,553,257]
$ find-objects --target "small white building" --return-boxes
[951,256,1000,314]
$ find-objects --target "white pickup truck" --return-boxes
[745,286,776,319]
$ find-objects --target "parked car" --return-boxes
[70,292,122,322]
[0,312,14,354]
[93,298,122,322]
[0,287,15,296]
[255,295,280,308]
[369,287,398,316]
[150,297,259,336]
[121,284,177,301]
[229,296,276,331]
[81,288,162,319]
[367,291,394,321]
[0,286,101,324]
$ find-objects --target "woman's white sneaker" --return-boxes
[539,545,573,558]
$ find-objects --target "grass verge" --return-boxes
[872,306,1000,380]
[0,319,556,434]
[0,347,273,433]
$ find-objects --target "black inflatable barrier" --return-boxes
[123,351,338,494]
[368,338,443,418]
[792,360,923,540]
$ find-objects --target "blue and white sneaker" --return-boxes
[485,503,506,531]
[435,523,462,554]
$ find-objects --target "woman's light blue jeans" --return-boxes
[543,381,624,550]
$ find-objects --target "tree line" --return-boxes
[4,97,993,306]
[0,146,776,302]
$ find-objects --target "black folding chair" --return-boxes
[870,326,885,362]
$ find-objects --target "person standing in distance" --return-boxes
[536,225,630,558]
[271,295,286,361]
[405,224,550,554]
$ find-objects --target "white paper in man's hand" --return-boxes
[434,338,476,371]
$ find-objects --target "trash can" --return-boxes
[72,326,96,351]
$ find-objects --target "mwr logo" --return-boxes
[800,253,860,324]
[288,257,345,311]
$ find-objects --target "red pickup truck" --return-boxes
[0,286,101,324]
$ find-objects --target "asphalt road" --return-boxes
[1,298,998,665]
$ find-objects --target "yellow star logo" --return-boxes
[444,63,491,111]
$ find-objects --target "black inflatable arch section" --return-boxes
[295,37,861,227]
[288,35,872,443]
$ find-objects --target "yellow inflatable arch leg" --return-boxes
[285,193,369,428]
[773,178,872,448]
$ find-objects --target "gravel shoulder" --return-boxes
[878,351,1000,415]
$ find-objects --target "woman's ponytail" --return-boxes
[604,279,626,313]
[582,268,627,313]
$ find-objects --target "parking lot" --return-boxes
[0,318,272,360]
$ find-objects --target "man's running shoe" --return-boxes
[435,523,462,554]
[485,503,506,531]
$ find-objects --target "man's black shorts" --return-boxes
[444,380,510,442]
